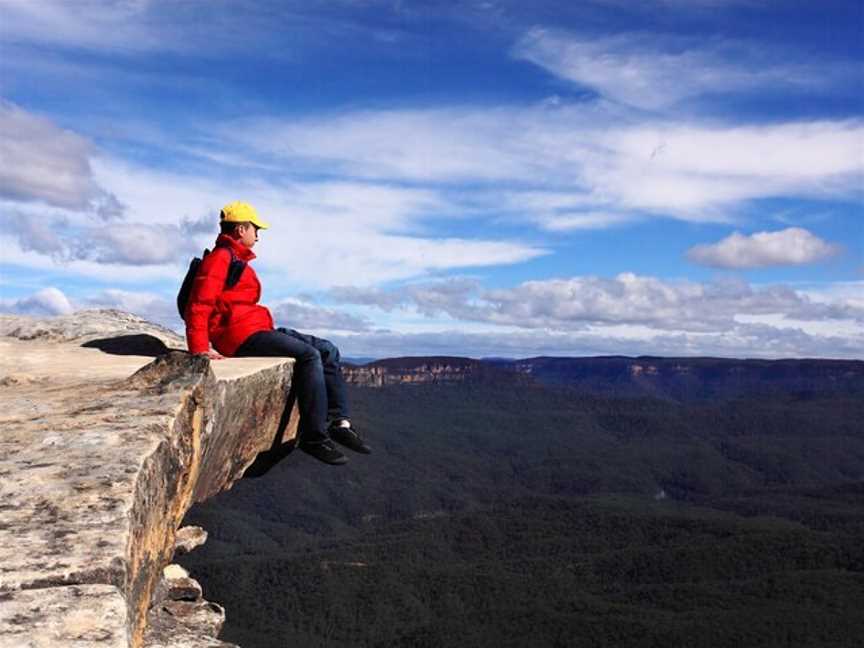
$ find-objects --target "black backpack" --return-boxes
[177,245,247,320]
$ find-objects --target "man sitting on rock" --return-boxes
[184,200,370,465]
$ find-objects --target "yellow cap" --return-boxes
[220,201,270,229]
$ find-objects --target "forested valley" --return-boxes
[179,359,864,647]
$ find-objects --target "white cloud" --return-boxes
[0,153,547,288]
[539,211,635,231]
[91,159,548,288]
[0,0,184,54]
[0,231,186,283]
[511,28,841,110]
[325,274,864,359]
[226,105,863,222]
[0,205,199,267]
[22,99,861,289]
[86,224,196,265]
[0,0,423,59]
[687,227,841,269]
[0,286,369,338]
[330,274,864,334]
[270,299,371,333]
[4,283,860,359]
[800,281,864,308]
[4,209,67,257]
[259,230,545,290]
[332,278,481,317]
[226,108,536,183]
[603,121,861,184]
[328,322,864,360]
[0,102,99,209]
[0,286,73,316]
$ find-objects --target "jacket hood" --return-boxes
[215,234,257,261]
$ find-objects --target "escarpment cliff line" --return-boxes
[0,311,298,648]
[343,356,528,387]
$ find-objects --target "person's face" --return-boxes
[236,222,259,248]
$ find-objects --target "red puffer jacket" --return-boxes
[185,234,274,356]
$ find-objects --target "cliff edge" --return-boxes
[0,311,298,648]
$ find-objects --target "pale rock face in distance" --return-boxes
[0,310,298,648]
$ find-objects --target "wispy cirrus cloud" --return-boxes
[0,0,161,53]
[511,28,846,110]
[227,105,863,222]
[89,156,549,287]
[687,227,841,269]
[0,104,547,287]
[534,210,636,232]
[0,0,267,56]
[6,100,856,291]
[0,0,425,58]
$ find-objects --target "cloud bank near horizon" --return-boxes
[3,275,861,359]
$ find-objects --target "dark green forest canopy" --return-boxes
[181,367,864,647]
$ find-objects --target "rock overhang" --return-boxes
[0,311,298,648]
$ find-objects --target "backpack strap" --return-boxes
[214,242,247,288]
[177,245,248,321]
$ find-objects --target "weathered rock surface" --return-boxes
[143,565,235,648]
[0,585,127,647]
[0,310,184,347]
[152,564,202,603]
[0,311,299,648]
[174,526,208,556]
[144,598,235,648]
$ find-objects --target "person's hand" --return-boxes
[195,350,225,360]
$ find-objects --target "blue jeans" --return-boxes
[234,327,349,444]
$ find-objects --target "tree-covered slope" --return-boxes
[180,377,864,647]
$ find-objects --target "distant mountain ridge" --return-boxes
[345,355,864,400]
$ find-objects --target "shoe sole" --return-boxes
[332,440,372,454]
[329,431,372,454]
[299,446,348,465]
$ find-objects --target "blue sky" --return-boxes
[0,0,861,358]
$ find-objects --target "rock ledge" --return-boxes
[0,311,298,648]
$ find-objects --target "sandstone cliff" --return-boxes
[345,355,864,401]
[0,311,299,648]
[343,356,527,387]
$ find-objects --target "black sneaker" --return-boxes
[329,424,372,454]
[299,439,348,465]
